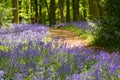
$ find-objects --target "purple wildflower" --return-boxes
[0,70,4,78]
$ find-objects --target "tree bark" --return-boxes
[72,0,76,21]
[72,0,80,21]
[39,0,42,23]
[34,0,38,21]
[76,0,80,21]
[88,0,100,20]
[49,0,56,26]
[59,0,64,23]
[66,0,70,22]
[12,0,19,24]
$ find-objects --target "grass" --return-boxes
[61,25,93,45]
[62,25,89,39]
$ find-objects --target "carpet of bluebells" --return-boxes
[0,23,120,80]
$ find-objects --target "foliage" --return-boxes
[0,24,120,80]
[0,4,13,28]
[91,0,120,51]
[106,0,120,18]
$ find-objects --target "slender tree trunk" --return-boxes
[44,0,49,14]
[83,8,87,20]
[72,0,80,21]
[26,0,31,20]
[59,0,64,23]
[49,0,56,26]
[12,0,19,24]
[19,0,22,21]
[76,0,80,21]
[88,0,100,20]
[25,0,29,14]
[34,0,38,20]
[82,0,87,20]
[44,0,50,24]
[39,0,42,23]
[66,0,70,22]
[72,0,76,21]
[96,0,103,16]
[31,0,33,19]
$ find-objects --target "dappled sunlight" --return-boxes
[50,28,89,48]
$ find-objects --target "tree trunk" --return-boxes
[44,0,50,24]
[39,0,42,23]
[12,0,19,24]
[88,0,100,20]
[76,0,80,21]
[31,0,33,19]
[34,0,38,21]
[49,0,56,26]
[96,0,104,16]
[59,0,64,23]
[19,0,22,21]
[66,0,70,22]
[72,0,76,21]
[72,0,80,21]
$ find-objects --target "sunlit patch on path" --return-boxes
[50,28,89,47]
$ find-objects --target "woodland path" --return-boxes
[50,28,89,47]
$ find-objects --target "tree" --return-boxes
[96,0,104,16]
[88,0,100,20]
[34,0,38,21]
[66,0,70,22]
[76,0,80,21]
[72,0,80,21]
[12,0,19,24]
[49,0,56,26]
[59,0,64,23]
[39,0,42,23]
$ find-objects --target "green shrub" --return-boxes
[92,0,120,51]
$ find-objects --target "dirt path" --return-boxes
[50,28,89,47]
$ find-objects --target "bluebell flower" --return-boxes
[0,70,4,78]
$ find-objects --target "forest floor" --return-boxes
[50,28,89,47]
